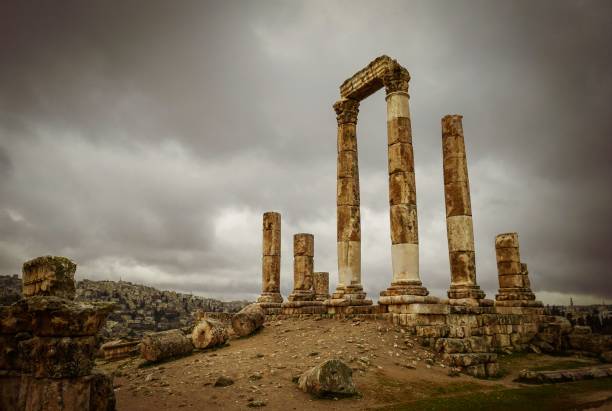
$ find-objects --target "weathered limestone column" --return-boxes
[332,98,369,302]
[381,66,428,297]
[288,233,315,301]
[313,272,330,301]
[442,115,485,305]
[495,233,541,307]
[257,211,283,304]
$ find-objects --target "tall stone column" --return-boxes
[288,233,315,301]
[257,211,283,304]
[313,272,330,301]
[381,66,428,297]
[332,98,368,302]
[495,233,541,307]
[442,115,485,305]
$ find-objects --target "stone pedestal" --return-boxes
[441,115,485,306]
[495,233,542,307]
[313,272,330,301]
[257,212,283,305]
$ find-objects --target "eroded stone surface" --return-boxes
[22,256,76,300]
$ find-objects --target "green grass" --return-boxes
[376,378,612,411]
[529,360,599,372]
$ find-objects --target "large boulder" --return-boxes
[298,359,357,398]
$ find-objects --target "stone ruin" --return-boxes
[1,56,609,410]
[0,256,115,410]
[252,55,601,377]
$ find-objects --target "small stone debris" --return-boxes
[247,400,267,408]
[214,375,234,387]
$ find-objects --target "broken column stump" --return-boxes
[140,329,193,362]
[257,212,284,315]
[231,303,265,337]
[191,318,229,349]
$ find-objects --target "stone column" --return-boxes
[495,233,541,307]
[442,115,485,305]
[257,211,283,304]
[313,272,330,301]
[288,233,315,301]
[332,98,368,302]
[381,66,428,297]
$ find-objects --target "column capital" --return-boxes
[333,98,360,125]
[383,64,410,95]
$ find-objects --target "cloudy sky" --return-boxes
[1,1,611,304]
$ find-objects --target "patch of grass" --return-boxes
[426,381,487,396]
[376,378,612,411]
[529,360,599,372]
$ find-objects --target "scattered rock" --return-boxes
[214,376,234,387]
[247,400,267,407]
[448,367,461,377]
[298,359,357,398]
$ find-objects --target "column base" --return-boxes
[380,280,429,297]
[257,292,284,304]
[447,285,486,306]
[495,287,542,307]
[314,293,330,301]
[287,290,315,302]
[327,284,372,306]
[281,300,326,315]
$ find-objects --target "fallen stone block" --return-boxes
[298,359,357,398]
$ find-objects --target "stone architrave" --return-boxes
[287,234,316,302]
[494,233,542,307]
[257,212,283,304]
[313,272,330,301]
[441,115,485,306]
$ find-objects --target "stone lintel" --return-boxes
[339,55,409,101]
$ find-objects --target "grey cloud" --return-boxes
[0,0,610,304]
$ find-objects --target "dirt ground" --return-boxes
[98,318,612,410]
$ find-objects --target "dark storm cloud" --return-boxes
[0,0,610,303]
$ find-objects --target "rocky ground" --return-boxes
[98,318,612,410]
